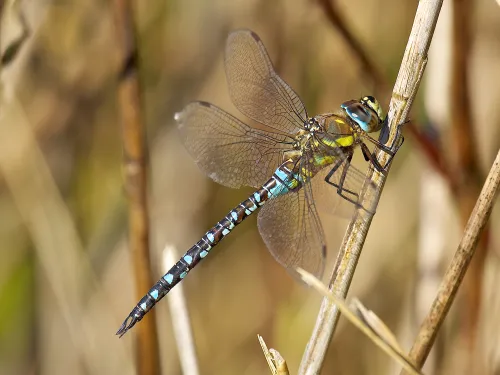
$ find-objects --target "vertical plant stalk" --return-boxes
[449,0,486,357]
[112,1,160,374]
[402,149,500,371]
[299,1,443,374]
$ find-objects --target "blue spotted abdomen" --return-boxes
[116,160,300,336]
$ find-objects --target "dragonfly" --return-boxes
[117,29,402,337]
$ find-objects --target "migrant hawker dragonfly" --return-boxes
[117,29,401,337]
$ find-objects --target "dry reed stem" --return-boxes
[402,149,500,372]
[299,1,444,374]
[298,270,423,375]
[112,1,160,374]
[258,335,290,375]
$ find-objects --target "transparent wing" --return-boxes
[176,101,294,189]
[225,29,307,135]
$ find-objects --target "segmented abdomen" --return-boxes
[116,160,299,337]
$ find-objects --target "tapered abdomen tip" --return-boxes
[116,307,143,338]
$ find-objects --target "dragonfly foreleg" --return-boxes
[361,145,371,162]
[360,143,388,176]
[361,119,407,174]
[363,121,405,158]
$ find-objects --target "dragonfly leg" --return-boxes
[324,153,363,208]
[324,158,343,186]
[337,154,364,207]
[390,123,405,152]
[361,143,388,176]
[364,121,405,159]
[361,144,371,162]
[361,120,408,174]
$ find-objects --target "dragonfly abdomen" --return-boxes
[116,163,297,337]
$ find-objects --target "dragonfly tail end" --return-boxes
[116,307,142,338]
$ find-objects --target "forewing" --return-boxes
[177,101,293,189]
[225,29,307,135]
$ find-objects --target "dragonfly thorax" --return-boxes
[291,124,317,152]
[304,117,321,132]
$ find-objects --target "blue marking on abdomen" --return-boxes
[269,169,296,197]
[253,192,261,203]
[274,168,289,182]
[207,233,215,243]
[164,274,173,284]
[117,179,277,336]
[269,180,288,197]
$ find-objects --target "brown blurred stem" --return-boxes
[299,2,443,373]
[112,1,160,375]
[316,0,453,188]
[401,149,500,372]
[449,0,486,359]
[316,0,389,94]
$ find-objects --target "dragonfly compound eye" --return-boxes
[343,102,373,131]
[361,96,385,125]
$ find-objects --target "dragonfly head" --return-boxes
[341,96,385,133]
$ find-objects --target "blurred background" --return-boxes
[0,0,499,374]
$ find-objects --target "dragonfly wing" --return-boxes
[257,165,326,279]
[177,101,293,189]
[225,29,307,135]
